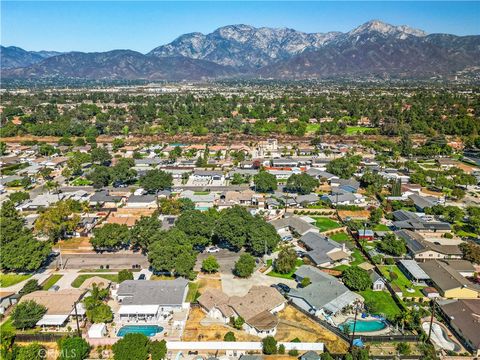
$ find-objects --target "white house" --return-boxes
[115,279,189,324]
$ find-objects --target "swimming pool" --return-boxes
[117,325,164,337]
[339,319,387,332]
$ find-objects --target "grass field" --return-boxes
[379,265,424,297]
[267,259,304,279]
[346,126,372,134]
[313,217,341,232]
[330,232,352,243]
[71,274,118,288]
[0,318,15,333]
[0,273,32,287]
[373,224,391,231]
[41,274,63,290]
[360,289,402,319]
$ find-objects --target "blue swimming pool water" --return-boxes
[117,325,164,337]
[339,319,386,332]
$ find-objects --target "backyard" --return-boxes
[360,289,402,320]
[312,216,341,232]
[0,273,32,287]
[346,126,373,134]
[379,265,425,298]
[333,248,367,272]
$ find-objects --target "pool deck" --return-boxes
[421,318,466,353]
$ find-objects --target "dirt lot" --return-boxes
[276,306,349,354]
[182,307,260,342]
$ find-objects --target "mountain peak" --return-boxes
[349,20,427,37]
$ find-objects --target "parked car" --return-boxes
[138,274,146,280]
[277,283,291,293]
[205,246,220,253]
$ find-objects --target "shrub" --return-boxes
[224,331,236,342]
[262,336,277,354]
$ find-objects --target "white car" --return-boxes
[205,246,220,253]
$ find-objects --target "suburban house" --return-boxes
[395,230,462,260]
[288,266,363,321]
[408,194,439,212]
[321,189,365,207]
[358,229,375,241]
[270,216,318,240]
[89,190,124,208]
[442,260,476,277]
[370,271,386,291]
[125,194,157,208]
[397,260,430,285]
[114,279,189,325]
[392,210,451,233]
[20,289,86,329]
[198,286,286,337]
[330,178,360,193]
[305,168,338,182]
[191,170,224,183]
[418,261,480,299]
[438,299,480,356]
[0,291,19,315]
[180,190,215,210]
[299,232,351,268]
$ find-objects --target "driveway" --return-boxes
[0,269,52,293]
[221,270,297,297]
[195,248,244,273]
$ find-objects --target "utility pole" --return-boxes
[74,300,81,336]
[427,298,436,342]
[349,301,360,351]
[58,245,63,270]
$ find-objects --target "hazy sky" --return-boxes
[2,1,479,53]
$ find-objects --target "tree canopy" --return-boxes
[342,266,372,291]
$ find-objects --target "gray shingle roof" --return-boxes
[117,279,188,306]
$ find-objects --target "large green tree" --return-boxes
[254,171,278,193]
[246,217,280,255]
[234,253,256,278]
[342,266,372,291]
[112,333,150,360]
[274,245,297,274]
[284,173,318,195]
[11,300,47,329]
[58,337,90,360]
[130,214,162,251]
[91,223,130,250]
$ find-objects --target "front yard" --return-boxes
[41,274,63,290]
[71,274,118,288]
[0,273,32,287]
[266,259,304,279]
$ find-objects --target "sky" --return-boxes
[1,1,479,53]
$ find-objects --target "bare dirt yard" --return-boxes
[276,306,349,354]
[182,307,260,342]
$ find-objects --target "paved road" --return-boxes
[55,252,149,270]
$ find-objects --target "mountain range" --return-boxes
[2,20,479,81]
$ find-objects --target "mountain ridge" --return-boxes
[2,20,479,81]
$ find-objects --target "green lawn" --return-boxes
[346,126,372,134]
[193,191,210,195]
[267,259,304,279]
[360,289,402,320]
[313,217,341,232]
[41,274,63,290]
[186,282,200,302]
[379,265,424,297]
[71,274,118,288]
[71,177,92,186]
[373,224,391,231]
[330,232,352,243]
[333,248,366,272]
[0,273,32,287]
